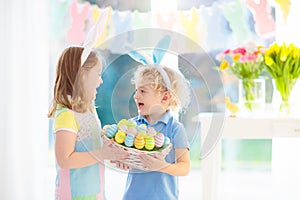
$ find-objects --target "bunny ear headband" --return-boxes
[80,7,109,66]
[125,35,173,91]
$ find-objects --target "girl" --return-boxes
[122,65,191,200]
[48,46,128,200]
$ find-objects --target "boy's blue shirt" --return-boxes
[122,110,189,200]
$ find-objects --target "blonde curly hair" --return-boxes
[132,65,190,111]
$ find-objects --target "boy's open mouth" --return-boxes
[138,102,144,109]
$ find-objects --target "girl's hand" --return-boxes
[100,125,110,136]
[139,153,169,171]
[96,139,129,161]
[110,160,132,171]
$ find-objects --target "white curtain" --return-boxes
[0,0,50,199]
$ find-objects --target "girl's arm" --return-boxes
[55,130,129,169]
[139,148,190,176]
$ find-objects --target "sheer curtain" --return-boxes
[0,0,50,199]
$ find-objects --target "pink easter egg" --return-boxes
[147,127,157,136]
[154,133,165,148]
[127,127,137,136]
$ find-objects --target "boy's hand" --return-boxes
[139,153,169,171]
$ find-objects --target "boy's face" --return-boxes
[134,84,166,116]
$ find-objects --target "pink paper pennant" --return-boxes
[246,0,275,36]
[66,1,90,45]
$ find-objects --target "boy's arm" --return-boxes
[139,148,190,176]
[159,148,190,176]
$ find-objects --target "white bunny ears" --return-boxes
[126,35,173,90]
[81,8,109,66]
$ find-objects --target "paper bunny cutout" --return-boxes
[92,6,112,48]
[66,1,90,45]
[179,7,200,44]
[156,12,176,30]
[275,0,291,23]
[125,35,172,90]
[222,0,252,43]
[81,7,109,66]
[246,0,275,36]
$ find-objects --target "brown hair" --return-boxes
[48,46,100,118]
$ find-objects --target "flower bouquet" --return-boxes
[264,42,300,114]
[216,45,266,111]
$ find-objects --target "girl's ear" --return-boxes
[80,69,88,81]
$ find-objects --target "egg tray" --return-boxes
[101,134,172,171]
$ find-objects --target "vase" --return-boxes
[272,78,298,115]
[238,79,266,112]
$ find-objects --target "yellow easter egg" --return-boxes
[115,131,126,144]
[127,120,137,128]
[117,119,128,128]
[134,136,145,149]
[137,131,147,138]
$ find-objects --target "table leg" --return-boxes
[202,139,222,200]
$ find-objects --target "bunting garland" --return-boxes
[63,0,280,51]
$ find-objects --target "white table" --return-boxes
[193,113,300,200]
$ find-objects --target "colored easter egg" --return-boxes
[154,132,165,148]
[127,120,137,128]
[137,124,147,132]
[124,133,135,147]
[137,131,147,138]
[134,135,145,149]
[127,127,137,136]
[163,136,170,147]
[115,131,126,144]
[145,135,155,150]
[117,119,128,128]
[105,124,118,138]
[119,124,128,132]
[147,127,157,136]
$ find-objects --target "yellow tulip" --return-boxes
[274,43,280,54]
[280,49,288,62]
[220,60,229,70]
[265,56,274,66]
[265,48,273,56]
[292,49,297,58]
